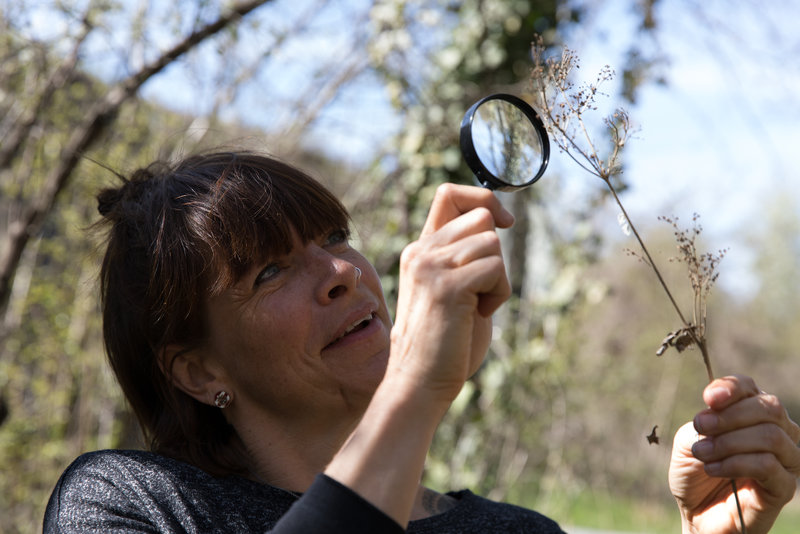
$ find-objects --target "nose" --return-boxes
[311,247,360,302]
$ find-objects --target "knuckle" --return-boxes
[760,393,785,421]
[738,452,777,479]
[731,373,756,391]
[399,242,418,262]
[471,206,494,225]
[400,242,425,270]
[462,206,495,231]
[763,424,786,450]
[490,258,512,291]
[789,453,800,477]
[760,453,785,479]
[479,228,501,247]
[748,453,768,473]
[435,182,456,198]
[788,420,800,445]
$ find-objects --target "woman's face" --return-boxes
[198,226,392,427]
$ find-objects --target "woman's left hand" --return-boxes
[669,375,800,534]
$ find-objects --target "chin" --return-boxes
[350,357,388,404]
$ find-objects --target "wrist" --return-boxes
[381,361,461,413]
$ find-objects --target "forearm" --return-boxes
[324,373,451,528]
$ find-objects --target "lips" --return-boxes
[324,310,376,350]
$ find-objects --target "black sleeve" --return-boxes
[271,474,405,534]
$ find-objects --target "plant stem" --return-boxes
[608,183,744,532]
[606,182,690,327]
[732,479,746,533]
[697,339,714,383]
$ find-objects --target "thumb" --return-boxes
[672,421,697,459]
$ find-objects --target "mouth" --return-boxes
[324,312,375,350]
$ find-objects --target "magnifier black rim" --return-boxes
[459,93,551,191]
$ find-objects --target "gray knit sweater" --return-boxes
[44,450,566,533]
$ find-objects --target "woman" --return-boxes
[44,151,799,533]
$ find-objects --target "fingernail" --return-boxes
[692,438,714,458]
[694,412,718,433]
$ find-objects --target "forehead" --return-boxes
[193,157,350,293]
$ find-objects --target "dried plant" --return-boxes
[654,215,729,363]
[529,38,632,183]
[529,36,744,531]
[529,35,719,378]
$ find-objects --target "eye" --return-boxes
[323,228,350,248]
[254,262,283,287]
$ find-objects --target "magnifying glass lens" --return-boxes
[460,94,550,191]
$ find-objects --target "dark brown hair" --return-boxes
[96,151,350,475]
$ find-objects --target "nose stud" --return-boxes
[354,267,362,284]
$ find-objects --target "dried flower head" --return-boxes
[529,35,634,183]
[660,214,728,299]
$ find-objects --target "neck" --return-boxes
[234,408,362,492]
[231,405,459,520]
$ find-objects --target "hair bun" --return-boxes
[96,165,156,218]
[97,186,125,217]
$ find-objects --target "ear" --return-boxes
[159,344,225,406]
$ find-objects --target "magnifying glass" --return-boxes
[459,93,550,191]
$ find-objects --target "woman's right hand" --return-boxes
[387,183,514,405]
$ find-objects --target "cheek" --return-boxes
[354,256,384,294]
[237,307,306,362]
[362,264,391,321]
[205,303,293,378]
[221,317,315,404]
[238,297,321,375]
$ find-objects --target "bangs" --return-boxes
[178,153,350,294]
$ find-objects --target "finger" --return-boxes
[445,231,503,269]
[399,210,502,280]
[421,183,514,236]
[478,266,511,317]
[455,255,511,317]
[692,423,800,477]
[673,420,700,456]
[699,451,798,504]
[695,390,800,444]
[787,413,800,445]
[424,206,498,250]
[702,374,760,411]
[399,232,510,317]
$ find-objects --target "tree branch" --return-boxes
[0,10,93,170]
[0,0,271,317]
